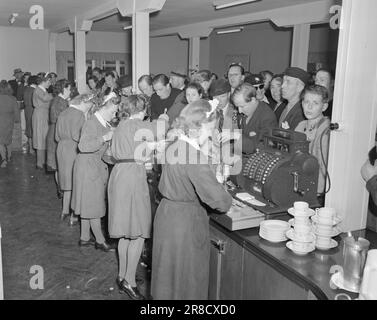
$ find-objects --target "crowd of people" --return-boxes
[0,63,338,300]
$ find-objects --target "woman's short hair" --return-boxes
[0,80,12,95]
[87,75,99,86]
[271,74,284,85]
[118,94,148,120]
[28,75,39,86]
[70,93,94,106]
[231,82,257,103]
[185,82,204,97]
[174,99,216,135]
[105,71,115,78]
[53,79,71,95]
[301,84,329,103]
[195,70,212,82]
[260,70,274,80]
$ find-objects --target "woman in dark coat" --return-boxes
[23,76,38,154]
[46,80,71,172]
[55,94,92,223]
[71,93,119,250]
[151,100,232,300]
[108,95,169,300]
[0,81,17,168]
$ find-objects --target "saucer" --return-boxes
[311,214,342,226]
[288,207,315,218]
[315,239,338,251]
[286,229,316,243]
[330,272,359,293]
[313,226,342,237]
[286,241,315,255]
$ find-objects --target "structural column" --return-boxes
[326,0,377,231]
[48,32,57,73]
[189,36,200,73]
[132,12,149,91]
[70,18,92,94]
[290,23,310,69]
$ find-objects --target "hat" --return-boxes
[13,68,23,76]
[284,67,310,85]
[244,74,264,86]
[209,79,231,97]
[117,75,132,88]
[170,68,187,79]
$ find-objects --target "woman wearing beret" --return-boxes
[108,95,169,300]
[151,100,232,300]
[46,80,71,173]
[55,94,92,223]
[71,94,119,251]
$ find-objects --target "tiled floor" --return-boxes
[0,152,150,300]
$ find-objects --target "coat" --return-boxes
[32,86,53,150]
[236,101,278,154]
[71,114,110,219]
[23,86,35,139]
[46,96,68,170]
[108,118,168,239]
[295,116,330,194]
[151,138,232,300]
[0,94,17,145]
[55,107,85,191]
[278,100,305,131]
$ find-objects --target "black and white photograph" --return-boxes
[0,0,377,305]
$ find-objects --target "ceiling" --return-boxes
[0,0,324,33]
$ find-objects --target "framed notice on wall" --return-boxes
[224,54,250,71]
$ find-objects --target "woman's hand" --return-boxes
[102,130,114,142]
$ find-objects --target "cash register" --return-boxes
[231,128,320,215]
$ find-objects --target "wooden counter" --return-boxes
[209,214,377,300]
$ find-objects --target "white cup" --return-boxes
[359,249,377,300]
[294,216,311,225]
[314,223,333,235]
[294,201,309,211]
[294,223,312,235]
[316,235,332,247]
[293,241,312,251]
[316,207,336,225]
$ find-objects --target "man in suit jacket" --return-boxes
[232,83,278,155]
[209,79,237,132]
[279,67,310,130]
[8,68,24,98]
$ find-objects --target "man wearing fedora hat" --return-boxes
[209,79,237,133]
[8,68,24,98]
[279,67,310,130]
[169,69,187,91]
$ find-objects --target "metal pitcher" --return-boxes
[342,236,370,292]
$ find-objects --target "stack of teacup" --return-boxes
[311,207,341,250]
[286,201,316,255]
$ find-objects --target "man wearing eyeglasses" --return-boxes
[227,63,245,94]
[244,74,270,105]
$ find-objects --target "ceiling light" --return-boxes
[123,25,132,30]
[217,27,244,34]
[213,0,260,10]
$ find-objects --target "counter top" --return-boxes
[209,214,377,300]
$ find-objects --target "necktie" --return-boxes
[217,109,224,133]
